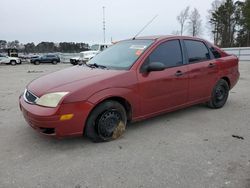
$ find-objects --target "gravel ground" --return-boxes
[0,62,249,188]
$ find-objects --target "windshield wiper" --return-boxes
[86,63,108,69]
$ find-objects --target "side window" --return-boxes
[184,40,210,63]
[144,40,183,68]
[210,47,221,59]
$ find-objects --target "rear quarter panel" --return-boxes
[217,55,239,89]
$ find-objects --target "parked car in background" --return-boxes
[70,44,110,65]
[30,54,60,65]
[19,35,239,142]
[0,54,21,65]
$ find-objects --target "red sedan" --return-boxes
[19,36,239,142]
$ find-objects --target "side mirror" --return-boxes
[146,62,165,72]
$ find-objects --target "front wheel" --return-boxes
[207,79,229,109]
[85,100,127,142]
[10,60,16,66]
[34,61,40,65]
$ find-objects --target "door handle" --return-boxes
[175,70,184,77]
[208,63,216,68]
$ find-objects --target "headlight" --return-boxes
[35,92,69,108]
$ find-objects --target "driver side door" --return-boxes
[137,39,189,116]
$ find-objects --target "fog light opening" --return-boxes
[40,128,55,135]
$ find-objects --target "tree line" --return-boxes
[176,0,250,47]
[0,40,89,53]
[209,0,250,47]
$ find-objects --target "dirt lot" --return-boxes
[0,62,249,188]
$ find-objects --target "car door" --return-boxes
[39,55,45,63]
[46,55,52,62]
[49,55,54,62]
[183,39,219,102]
[42,55,49,63]
[137,40,189,116]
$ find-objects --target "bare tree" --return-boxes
[188,8,202,36]
[177,6,190,35]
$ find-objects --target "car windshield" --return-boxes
[91,44,99,51]
[87,40,154,70]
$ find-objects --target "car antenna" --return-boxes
[132,15,158,40]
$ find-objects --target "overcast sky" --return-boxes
[1,0,215,44]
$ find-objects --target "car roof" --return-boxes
[133,35,205,42]
[92,44,110,46]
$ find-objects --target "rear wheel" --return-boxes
[52,60,57,65]
[207,79,229,109]
[34,61,40,65]
[10,60,16,66]
[85,100,127,142]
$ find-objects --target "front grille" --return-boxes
[24,89,38,104]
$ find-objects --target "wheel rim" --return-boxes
[97,109,122,139]
[215,85,227,103]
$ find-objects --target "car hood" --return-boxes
[10,57,20,60]
[81,50,98,54]
[27,66,126,97]
[71,57,80,60]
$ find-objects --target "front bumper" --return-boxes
[19,95,94,138]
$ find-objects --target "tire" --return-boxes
[52,60,57,65]
[10,60,16,66]
[85,100,127,142]
[34,61,40,65]
[70,61,77,65]
[207,79,229,109]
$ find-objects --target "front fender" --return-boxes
[87,87,140,119]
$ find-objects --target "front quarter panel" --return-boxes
[61,70,140,119]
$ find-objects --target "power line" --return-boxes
[103,6,106,43]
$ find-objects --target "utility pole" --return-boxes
[103,6,106,44]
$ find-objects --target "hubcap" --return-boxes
[215,85,226,102]
[97,110,122,139]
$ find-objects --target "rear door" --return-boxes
[183,40,218,102]
[138,40,188,116]
[46,55,54,62]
